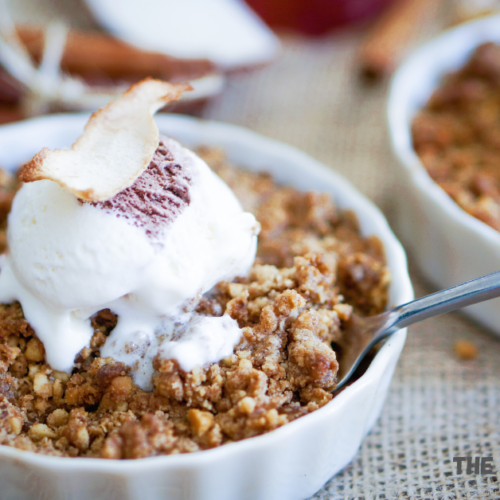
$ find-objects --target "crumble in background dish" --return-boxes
[412,42,500,232]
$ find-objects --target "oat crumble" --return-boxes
[0,148,390,459]
[412,42,500,231]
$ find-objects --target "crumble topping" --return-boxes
[0,148,389,458]
[412,42,500,231]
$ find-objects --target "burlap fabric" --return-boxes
[9,1,500,498]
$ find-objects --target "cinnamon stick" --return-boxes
[15,25,214,82]
[0,26,218,123]
[357,0,444,83]
[0,105,23,125]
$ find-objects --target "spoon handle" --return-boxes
[393,270,500,330]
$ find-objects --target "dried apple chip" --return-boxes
[19,79,191,201]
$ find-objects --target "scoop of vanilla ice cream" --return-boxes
[0,137,258,386]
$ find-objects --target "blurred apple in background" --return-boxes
[245,0,397,36]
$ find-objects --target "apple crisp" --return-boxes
[412,42,500,231]
[0,149,389,458]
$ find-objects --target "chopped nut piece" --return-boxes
[53,379,64,398]
[33,373,53,398]
[25,338,45,362]
[333,304,353,321]
[29,423,57,441]
[53,371,70,382]
[238,397,256,415]
[228,283,246,298]
[47,409,69,428]
[0,396,23,435]
[188,409,214,437]
[7,415,22,435]
[28,364,40,378]
[63,421,89,450]
[80,347,92,360]
[454,340,478,360]
[109,376,133,401]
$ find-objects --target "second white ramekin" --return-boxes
[388,15,500,334]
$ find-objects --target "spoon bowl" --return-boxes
[335,270,500,391]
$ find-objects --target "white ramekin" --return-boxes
[0,114,412,500]
[388,15,500,334]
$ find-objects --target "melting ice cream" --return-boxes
[0,80,259,389]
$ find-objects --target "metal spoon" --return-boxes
[335,270,500,392]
